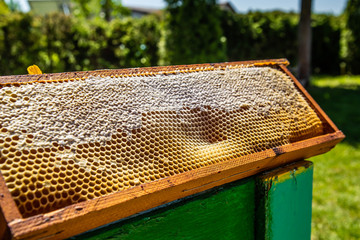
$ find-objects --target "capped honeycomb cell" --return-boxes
[0,65,324,218]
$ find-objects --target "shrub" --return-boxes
[0,12,42,75]
[221,11,299,64]
[0,9,347,75]
[0,13,161,75]
[312,14,341,74]
[344,0,360,74]
[164,0,227,65]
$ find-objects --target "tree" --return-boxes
[101,0,129,21]
[298,0,312,87]
[344,0,360,74]
[3,0,20,12]
[0,0,9,14]
[72,0,129,20]
[164,0,227,65]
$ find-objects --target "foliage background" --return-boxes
[0,1,352,76]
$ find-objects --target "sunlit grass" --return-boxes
[308,75,360,240]
[312,75,360,89]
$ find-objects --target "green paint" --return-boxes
[71,161,314,240]
[71,178,255,240]
[256,162,314,240]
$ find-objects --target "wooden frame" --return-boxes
[70,160,313,239]
[0,59,344,239]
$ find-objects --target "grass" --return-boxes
[307,75,360,240]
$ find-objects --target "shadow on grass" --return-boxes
[307,84,360,146]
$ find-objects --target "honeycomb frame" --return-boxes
[0,59,344,240]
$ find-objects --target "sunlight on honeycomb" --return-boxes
[0,66,323,217]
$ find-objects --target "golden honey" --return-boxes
[0,66,323,217]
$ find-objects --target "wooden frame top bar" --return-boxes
[0,59,289,85]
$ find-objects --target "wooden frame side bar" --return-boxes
[0,174,22,239]
[279,64,341,134]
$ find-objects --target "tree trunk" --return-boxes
[298,0,312,87]
[102,0,112,22]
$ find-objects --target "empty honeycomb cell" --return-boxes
[0,66,324,218]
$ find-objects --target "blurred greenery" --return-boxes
[312,14,342,75]
[220,11,343,75]
[344,0,360,74]
[308,75,360,239]
[164,0,226,65]
[0,0,353,76]
[221,11,299,65]
[0,12,161,75]
[72,0,130,20]
[0,0,9,15]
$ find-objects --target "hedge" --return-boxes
[344,0,360,74]
[0,10,344,76]
[0,12,161,75]
[221,11,342,74]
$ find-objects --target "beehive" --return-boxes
[0,59,344,240]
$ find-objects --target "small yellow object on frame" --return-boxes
[27,65,42,75]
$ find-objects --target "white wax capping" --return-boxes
[0,67,309,148]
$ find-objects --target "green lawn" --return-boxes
[307,75,360,240]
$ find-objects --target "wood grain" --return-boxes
[0,59,289,85]
[279,64,340,133]
[7,131,343,240]
[255,160,314,240]
[72,176,256,240]
[0,173,22,239]
[0,59,344,240]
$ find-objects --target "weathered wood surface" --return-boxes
[256,161,313,240]
[71,160,313,240]
[2,132,342,240]
[71,178,255,240]
[279,65,339,133]
[0,59,344,239]
[0,173,21,239]
[0,59,289,84]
